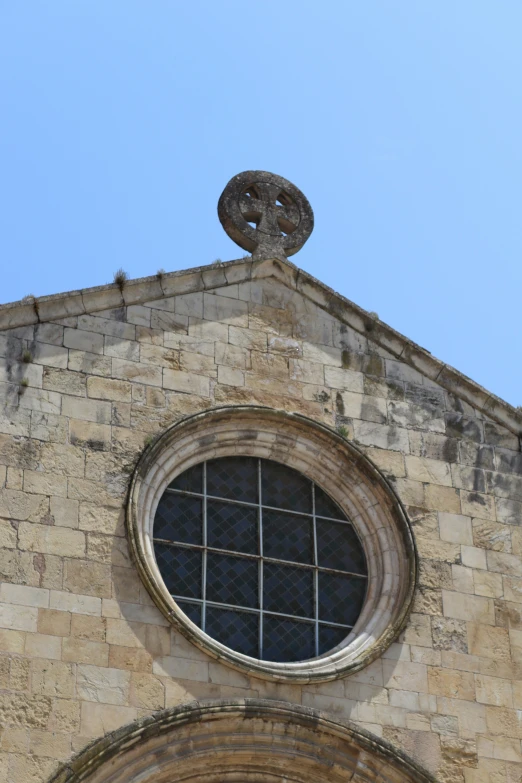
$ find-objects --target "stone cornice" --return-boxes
[1,256,520,437]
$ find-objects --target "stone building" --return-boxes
[0,171,521,783]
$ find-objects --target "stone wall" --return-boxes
[0,260,521,783]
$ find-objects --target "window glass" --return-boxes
[153,458,367,661]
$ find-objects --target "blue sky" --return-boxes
[1,2,521,406]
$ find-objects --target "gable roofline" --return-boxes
[1,256,521,437]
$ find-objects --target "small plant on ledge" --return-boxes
[113,268,129,292]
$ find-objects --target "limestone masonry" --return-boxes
[0,252,521,783]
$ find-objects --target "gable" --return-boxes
[0,256,520,440]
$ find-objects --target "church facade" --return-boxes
[0,173,521,783]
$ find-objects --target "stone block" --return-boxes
[324,365,364,392]
[36,323,64,346]
[152,656,209,682]
[69,419,111,451]
[163,369,210,396]
[79,701,138,738]
[64,328,104,354]
[18,523,86,558]
[77,314,135,341]
[104,335,139,362]
[389,400,445,433]
[129,672,165,709]
[461,491,497,522]
[63,560,112,598]
[382,660,429,692]
[472,519,511,552]
[424,485,461,514]
[0,603,37,632]
[467,623,510,661]
[24,632,62,660]
[126,305,151,327]
[32,342,68,369]
[496,498,522,527]
[151,309,188,333]
[62,396,111,425]
[140,343,180,369]
[18,387,62,415]
[439,512,473,545]
[487,551,522,577]
[336,391,387,423]
[77,664,130,705]
[0,583,49,608]
[461,545,488,570]
[473,570,503,598]
[112,358,162,386]
[43,367,86,396]
[229,324,267,351]
[68,349,112,376]
[50,497,79,528]
[108,645,152,672]
[23,470,67,498]
[475,675,513,708]
[353,421,409,452]
[442,591,495,625]
[428,667,475,700]
[385,360,425,385]
[217,365,244,387]
[62,637,109,667]
[31,659,75,698]
[445,413,484,444]
[49,591,101,616]
[452,565,474,593]
[173,292,203,318]
[70,614,106,643]
[406,455,452,486]
[37,609,71,637]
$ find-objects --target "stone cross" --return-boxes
[218,170,314,260]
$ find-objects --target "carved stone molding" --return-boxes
[48,699,435,783]
[126,406,417,682]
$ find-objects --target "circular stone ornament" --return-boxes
[218,170,314,259]
[126,406,417,683]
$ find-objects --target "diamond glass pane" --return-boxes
[206,457,258,503]
[176,600,202,626]
[316,520,367,574]
[261,460,312,514]
[155,544,202,599]
[263,562,313,618]
[263,509,313,564]
[153,457,369,663]
[319,572,366,625]
[206,552,258,608]
[207,500,258,555]
[263,615,315,662]
[314,485,348,520]
[168,463,203,494]
[154,493,202,545]
[205,606,259,658]
[319,624,349,655]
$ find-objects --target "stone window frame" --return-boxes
[48,698,435,783]
[127,406,417,683]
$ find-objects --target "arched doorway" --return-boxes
[49,699,435,783]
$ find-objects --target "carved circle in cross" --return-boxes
[218,170,314,259]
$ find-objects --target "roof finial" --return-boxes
[218,170,314,261]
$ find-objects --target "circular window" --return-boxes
[127,406,417,682]
[153,457,368,663]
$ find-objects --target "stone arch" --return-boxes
[49,699,435,783]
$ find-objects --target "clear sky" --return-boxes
[1,2,521,406]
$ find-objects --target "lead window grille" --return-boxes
[153,457,368,662]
